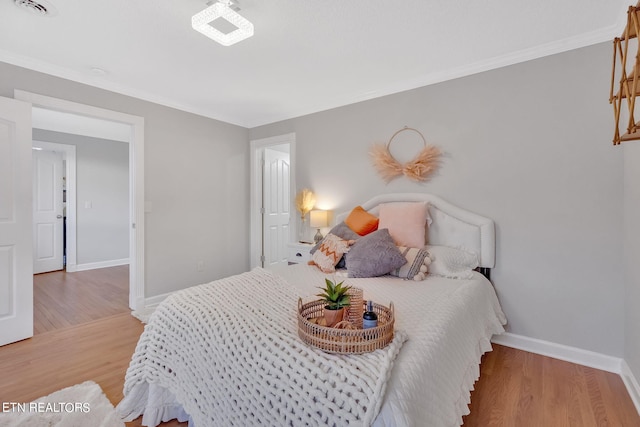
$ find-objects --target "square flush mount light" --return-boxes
[192,1,254,46]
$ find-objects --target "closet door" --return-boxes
[33,149,64,274]
[262,148,290,267]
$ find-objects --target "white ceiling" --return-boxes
[0,0,629,128]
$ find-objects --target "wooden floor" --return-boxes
[463,345,640,426]
[0,313,182,427]
[33,265,130,334]
[1,311,638,426]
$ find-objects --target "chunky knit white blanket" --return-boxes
[117,268,407,427]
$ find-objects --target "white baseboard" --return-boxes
[144,291,173,308]
[70,258,130,272]
[491,332,623,374]
[621,361,640,416]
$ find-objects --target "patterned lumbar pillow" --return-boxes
[310,222,361,269]
[309,233,354,273]
[390,246,433,281]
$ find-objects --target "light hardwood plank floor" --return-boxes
[464,344,640,426]
[0,313,638,426]
[33,265,130,335]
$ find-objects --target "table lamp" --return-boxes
[310,210,328,244]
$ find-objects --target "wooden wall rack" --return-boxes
[611,2,640,145]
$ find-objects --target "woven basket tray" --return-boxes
[297,298,395,354]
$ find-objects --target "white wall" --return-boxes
[250,42,626,357]
[33,129,129,265]
[624,142,640,381]
[0,61,250,298]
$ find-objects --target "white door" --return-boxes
[0,96,33,347]
[262,148,290,267]
[33,149,64,274]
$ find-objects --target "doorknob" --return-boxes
[56,215,63,219]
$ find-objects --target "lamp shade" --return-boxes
[310,210,328,228]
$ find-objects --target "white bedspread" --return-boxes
[117,268,407,427]
[274,265,507,427]
[117,264,506,427]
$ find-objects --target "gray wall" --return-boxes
[2,42,632,361]
[0,61,250,297]
[250,42,626,357]
[33,130,129,265]
[624,143,640,381]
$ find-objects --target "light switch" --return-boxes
[84,201,92,209]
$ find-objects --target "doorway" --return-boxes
[32,132,130,273]
[250,133,296,268]
[14,90,146,311]
[31,135,131,334]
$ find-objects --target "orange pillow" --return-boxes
[345,206,379,236]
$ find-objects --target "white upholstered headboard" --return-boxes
[335,193,495,269]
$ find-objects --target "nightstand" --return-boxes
[287,242,314,264]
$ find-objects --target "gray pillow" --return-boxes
[346,229,407,278]
[310,221,360,255]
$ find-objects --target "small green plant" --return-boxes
[316,278,352,310]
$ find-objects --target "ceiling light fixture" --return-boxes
[192,0,253,47]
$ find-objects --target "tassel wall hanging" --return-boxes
[370,126,441,183]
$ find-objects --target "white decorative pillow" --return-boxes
[390,246,433,281]
[426,245,479,279]
[309,233,353,273]
[378,202,431,248]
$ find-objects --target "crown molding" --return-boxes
[0,49,249,127]
[0,22,624,129]
[253,23,621,128]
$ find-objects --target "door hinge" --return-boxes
[132,223,136,229]
[260,207,265,214]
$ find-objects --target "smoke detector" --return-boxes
[13,0,57,17]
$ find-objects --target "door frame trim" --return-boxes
[15,90,145,310]
[249,133,296,269]
[32,140,76,271]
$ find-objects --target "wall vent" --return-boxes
[14,0,57,17]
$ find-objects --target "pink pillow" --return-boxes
[378,202,429,248]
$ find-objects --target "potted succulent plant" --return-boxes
[316,278,352,327]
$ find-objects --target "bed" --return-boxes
[116,193,507,427]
